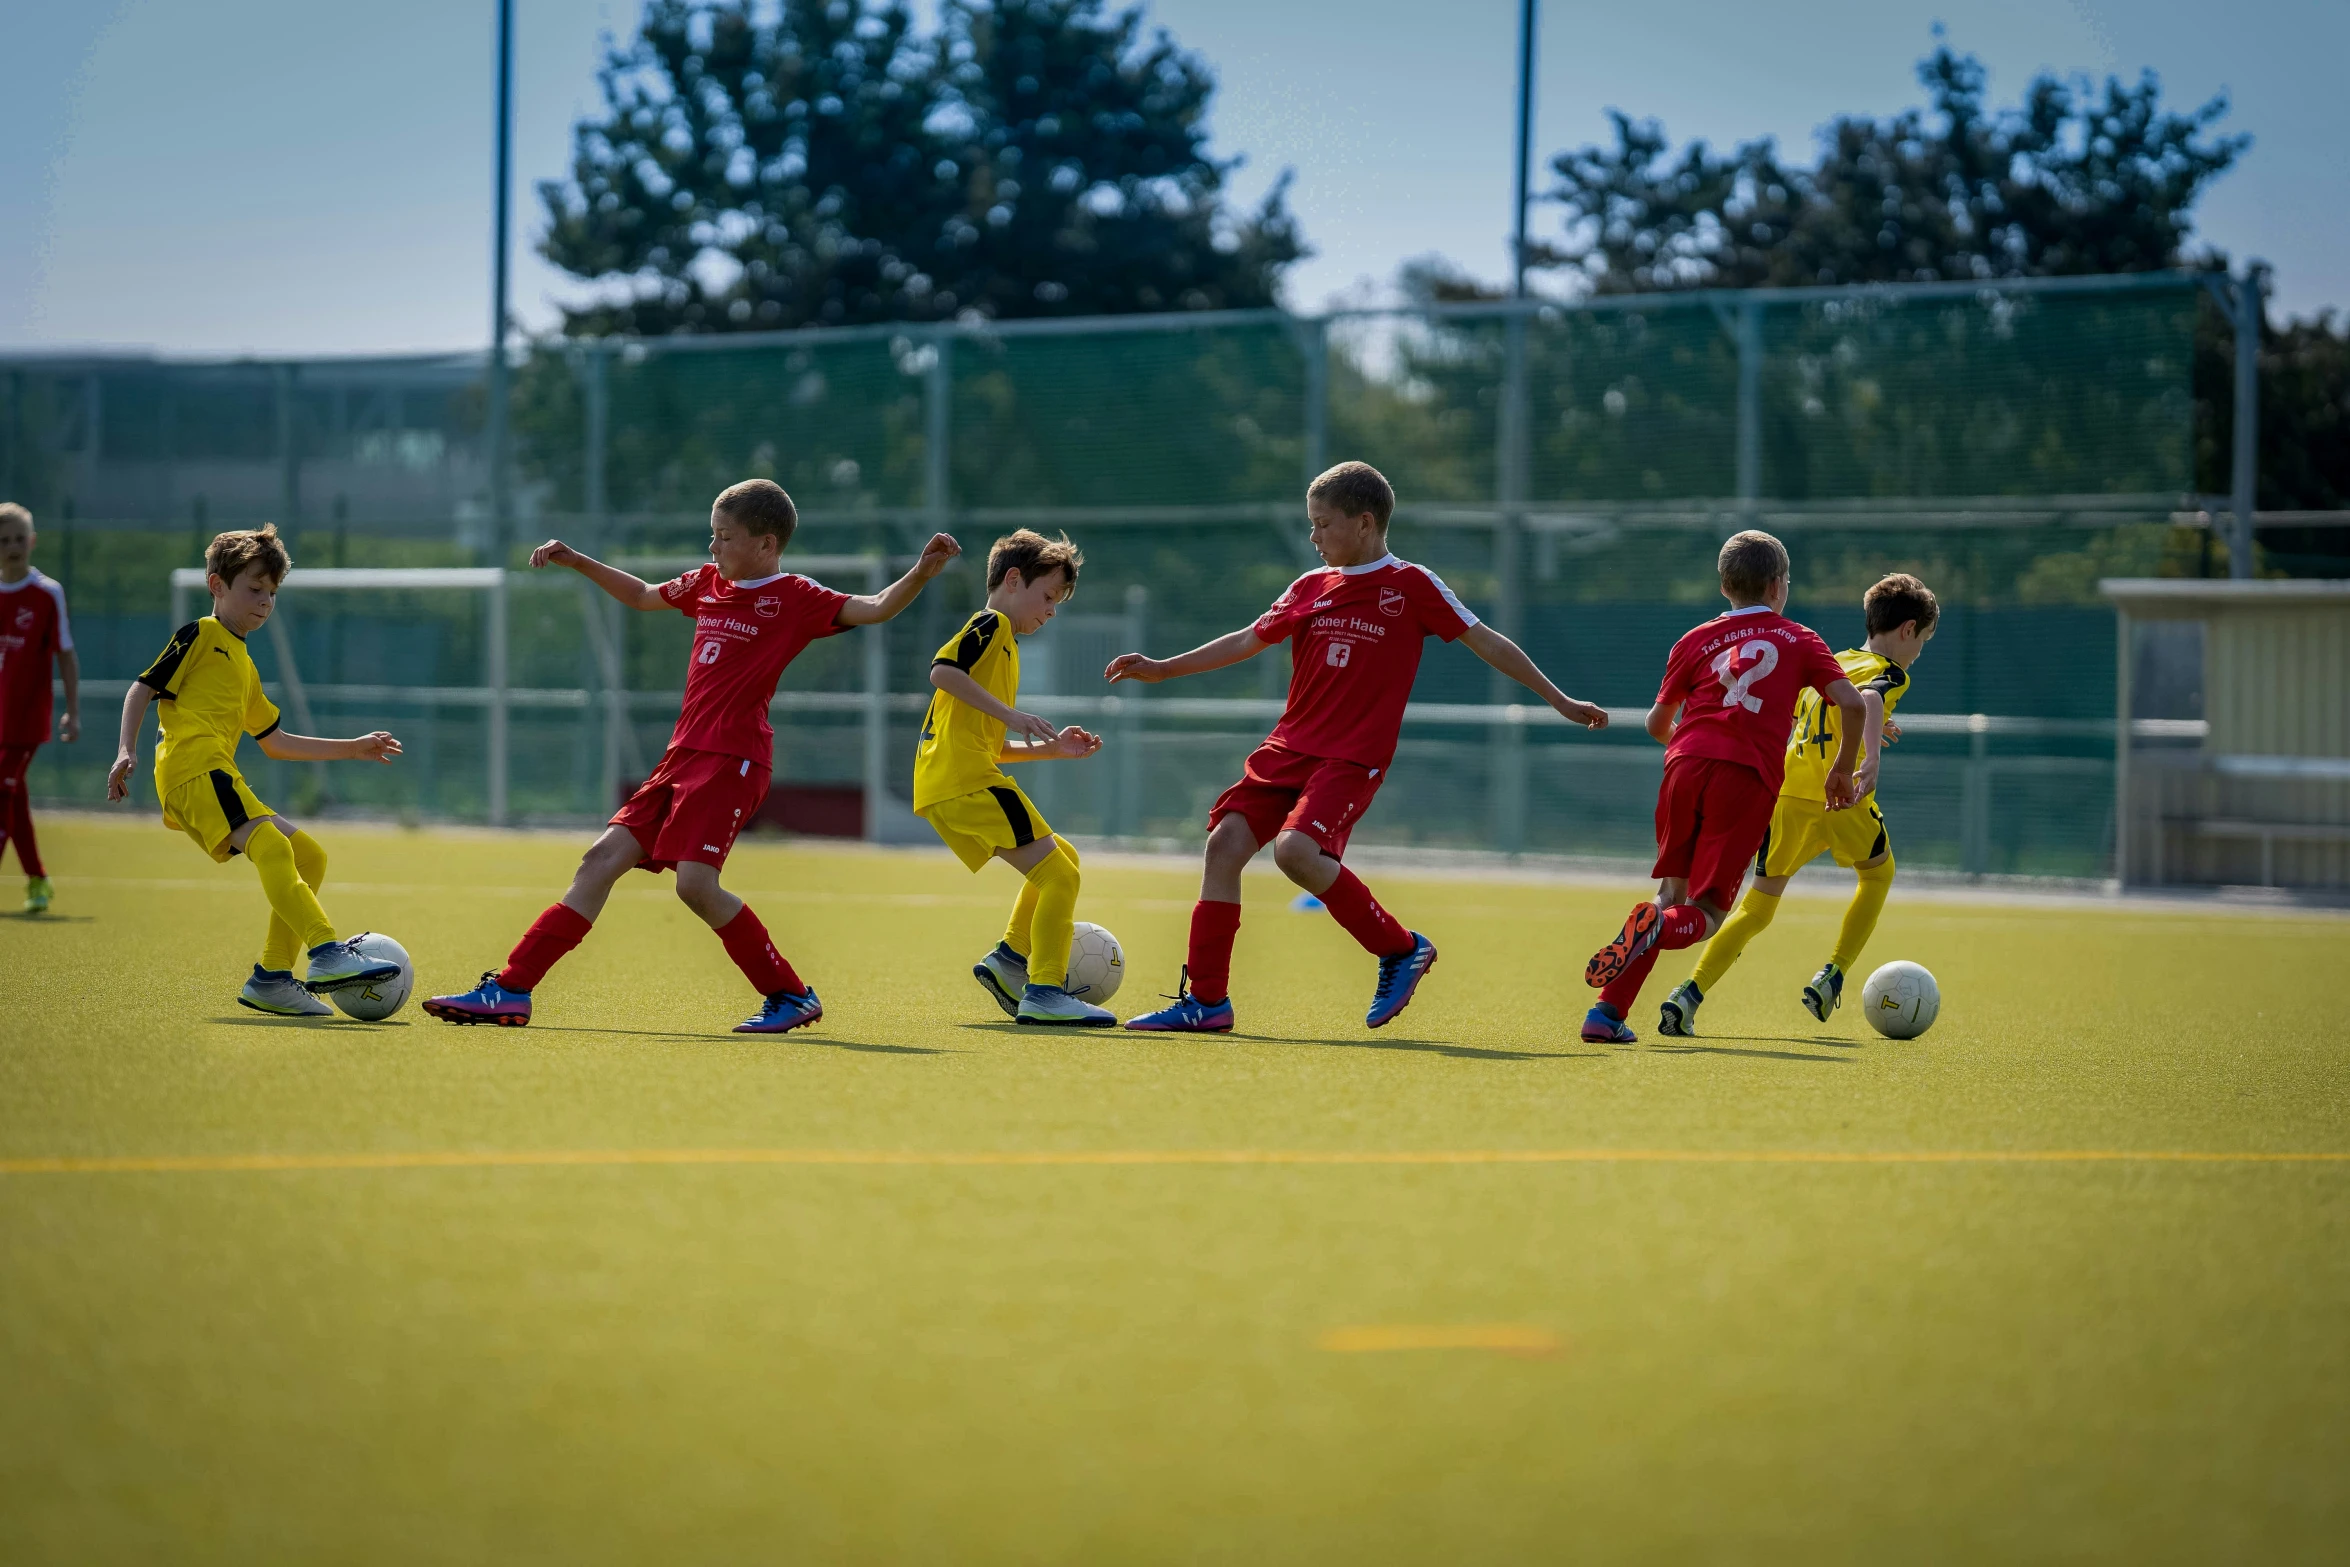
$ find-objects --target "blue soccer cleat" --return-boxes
[303,938,402,994]
[238,964,333,1018]
[1016,983,1116,1027]
[736,987,824,1035]
[1366,932,1438,1028]
[972,941,1028,1019]
[1658,979,1704,1038]
[1124,968,1235,1033]
[422,971,533,1027]
[1802,962,1844,1023]
[1582,1003,1638,1044]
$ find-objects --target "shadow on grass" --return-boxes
[206,1016,410,1032]
[525,1023,955,1055]
[1649,1043,1852,1064]
[1232,1032,1598,1063]
[1,912,95,923]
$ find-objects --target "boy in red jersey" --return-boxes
[1578,530,1865,1044]
[0,503,79,914]
[1111,461,1608,1032]
[425,480,959,1035]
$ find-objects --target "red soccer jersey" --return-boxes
[1656,606,1846,792]
[656,564,852,763]
[1250,553,1479,770]
[0,569,73,747]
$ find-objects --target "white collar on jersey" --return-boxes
[1336,553,1401,576]
[0,568,47,592]
[718,570,790,590]
[1721,603,1772,616]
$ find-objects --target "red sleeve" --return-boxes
[795,574,855,638]
[1251,576,1311,644]
[1801,630,1845,691]
[658,564,711,616]
[1656,634,1695,706]
[1408,567,1477,642]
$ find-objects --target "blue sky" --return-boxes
[3,0,2342,355]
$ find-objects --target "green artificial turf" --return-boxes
[3,815,2347,1563]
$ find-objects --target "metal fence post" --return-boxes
[2113,610,2133,885]
[1960,713,1990,876]
[487,570,509,825]
[1300,317,1328,485]
[2229,269,2261,580]
[1491,310,1531,852]
[1736,299,1762,515]
[863,557,889,843]
[581,344,620,811]
[275,362,301,547]
[1113,584,1148,839]
[925,332,952,526]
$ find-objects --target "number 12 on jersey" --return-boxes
[1711,639,1779,712]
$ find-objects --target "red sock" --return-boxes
[498,903,592,993]
[1599,944,1664,1015]
[5,784,39,878]
[1657,903,1710,949]
[1187,899,1242,1004]
[718,904,804,996]
[1320,867,1414,959]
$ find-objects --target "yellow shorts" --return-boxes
[1755,792,1890,880]
[920,781,1053,872]
[161,768,276,863]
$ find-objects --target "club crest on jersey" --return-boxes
[754,596,780,619]
[1377,587,1406,617]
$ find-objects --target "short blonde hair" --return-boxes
[207,524,291,587]
[1717,530,1789,603]
[714,478,798,546]
[987,529,1083,592]
[0,502,31,535]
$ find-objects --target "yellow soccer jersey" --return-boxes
[137,616,281,796]
[1781,647,1912,804]
[914,608,1022,812]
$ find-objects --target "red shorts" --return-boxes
[1651,753,1777,911]
[611,746,769,872]
[1208,742,1384,858]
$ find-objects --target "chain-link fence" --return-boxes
[3,273,2228,879]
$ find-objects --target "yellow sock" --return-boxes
[1004,838,1079,961]
[1018,838,1082,989]
[1831,858,1894,973]
[261,829,329,971]
[246,821,335,961]
[1691,886,1780,991]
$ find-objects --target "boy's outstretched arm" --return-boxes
[1103,628,1270,685]
[1821,678,1866,808]
[1855,688,1888,797]
[1457,623,1608,729]
[836,534,961,626]
[530,539,665,609]
[1002,727,1102,764]
[105,683,152,800]
[929,664,1059,743]
[259,729,402,765]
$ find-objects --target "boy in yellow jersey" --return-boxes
[915,530,1108,1026]
[1661,572,1938,1035]
[105,526,405,1016]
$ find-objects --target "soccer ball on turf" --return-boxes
[1063,922,1125,1004]
[331,932,414,1021]
[1861,960,1939,1039]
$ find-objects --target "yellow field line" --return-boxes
[1320,1323,1566,1355]
[2,1147,2346,1176]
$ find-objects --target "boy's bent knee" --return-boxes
[1270,830,1326,879]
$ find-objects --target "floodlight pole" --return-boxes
[1487,0,1538,852]
[1511,0,1537,301]
[484,0,515,566]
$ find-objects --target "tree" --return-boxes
[537,0,1303,334]
[1542,47,2246,293]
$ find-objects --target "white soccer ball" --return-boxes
[1063,921,1125,1004]
[1861,960,1939,1039]
[331,932,414,1021]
